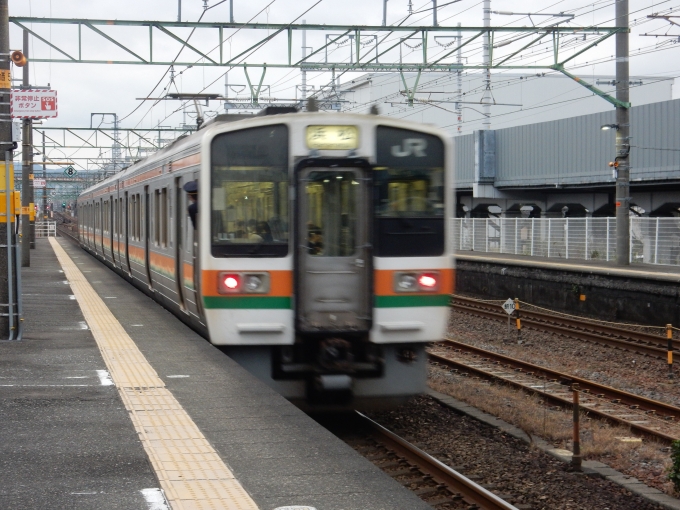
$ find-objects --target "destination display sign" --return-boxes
[306,125,358,150]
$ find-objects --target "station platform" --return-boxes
[0,238,430,510]
[455,250,680,282]
[454,250,680,326]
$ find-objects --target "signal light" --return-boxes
[11,50,27,67]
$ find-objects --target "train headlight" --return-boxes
[245,275,263,292]
[394,273,418,292]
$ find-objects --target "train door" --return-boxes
[110,198,116,265]
[296,162,372,333]
[124,191,131,274]
[144,186,153,289]
[174,178,186,311]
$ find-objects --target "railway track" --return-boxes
[54,213,79,242]
[349,412,519,510]
[452,295,675,358]
[429,339,680,443]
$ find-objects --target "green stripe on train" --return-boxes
[203,296,292,309]
[374,295,450,308]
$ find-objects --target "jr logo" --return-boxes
[390,138,427,157]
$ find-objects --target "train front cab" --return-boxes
[202,115,452,410]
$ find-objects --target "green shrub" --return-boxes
[668,440,680,492]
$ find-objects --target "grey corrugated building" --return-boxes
[455,98,680,218]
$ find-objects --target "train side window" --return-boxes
[137,193,141,240]
[153,189,160,246]
[161,187,168,248]
[210,124,289,258]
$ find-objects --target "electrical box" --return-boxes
[12,122,21,143]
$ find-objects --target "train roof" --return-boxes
[79,111,450,199]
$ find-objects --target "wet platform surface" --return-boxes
[0,238,429,510]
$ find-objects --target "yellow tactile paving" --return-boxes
[49,238,259,510]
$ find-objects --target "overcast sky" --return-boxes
[8,0,680,166]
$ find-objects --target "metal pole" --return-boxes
[606,216,610,261]
[4,150,13,340]
[668,324,674,379]
[654,217,659,264]
[615,0,630,265]
[482,0,491,130]
[514,298,521,343]
[42,132,46,219]
[230,0,234,23]
[21,29,32,265]
[301,20,307,103]
[571,383,582,471]
[382,0,388,26]
[456,23,462,136]
[432,0,438,26]
[178,0,181,22]
[0,0,11,339]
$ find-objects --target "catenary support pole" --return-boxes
[432,0,438,26]
[301,21,307,104]
[21,29,31,266]
[0,0,11,338]
[615,0,630,265]
[481,0,492,130]
[382,0,388,26]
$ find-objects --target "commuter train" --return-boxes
[77,110,454,410]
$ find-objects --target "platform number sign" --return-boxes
[502,298,516,315]
[64,165,77,177]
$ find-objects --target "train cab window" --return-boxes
[375,126,445,257]
[210,124,289,257]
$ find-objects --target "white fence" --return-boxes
[35,221,57,238]
[453,217,680,266]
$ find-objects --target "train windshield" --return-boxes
[375,126,445,257]
[210,124,289,257]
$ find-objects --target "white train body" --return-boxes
[78,111,454,409]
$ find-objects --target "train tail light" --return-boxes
[218,272,270,294]
[219,273,241,294]
[394,271,440,292]
[418,273,438,290]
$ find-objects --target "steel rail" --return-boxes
[356,412,519,510]
[452,295,673,358]
[431,340,680,443]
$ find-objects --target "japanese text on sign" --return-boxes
[0,70,10,89]
[10,89,58,118]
